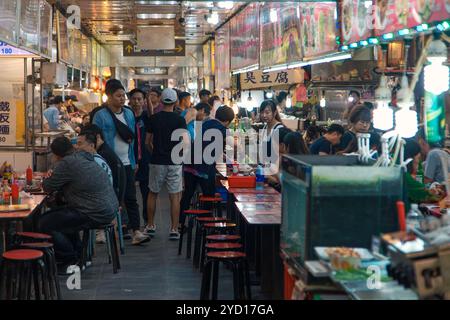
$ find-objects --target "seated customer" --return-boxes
[337,105,380,154]
[310,124,345,155]
[417,129,450,184]
[39,137,118,273]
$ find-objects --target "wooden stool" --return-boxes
[200,251,251,300]
[0,249,50,300]
[178,210,212,259]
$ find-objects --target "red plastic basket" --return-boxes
[227,176,256,188]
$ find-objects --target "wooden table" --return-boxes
[0,195,46,252]
[234,193,281,203]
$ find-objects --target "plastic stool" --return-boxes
[178,210,212,258]
[193,216,228,269]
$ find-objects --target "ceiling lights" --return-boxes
[216,1,234,10]
[136,13,177,19]
[136,1,178,5]
[206,11,219,25]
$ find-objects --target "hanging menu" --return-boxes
[300,2,337,59]
[260,2,302,68]
[340,0,373,45]
[39,0,52,57]
[215,23,231,90]
[230,2,259,71]
[0,0,18,43]
[374,0,450,36]
[19,0,40,52]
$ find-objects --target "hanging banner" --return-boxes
[203,42,212,77]
[0,0,18,43]
[230,2,259,71]
[240,69,304,90]
[374,0,450,36]
[425,92,446,144]
[340,0,373,45]
[260,2,302,68]
[215,23,231,90]
[300,2,337,59]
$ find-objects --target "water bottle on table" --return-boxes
[255,165,264,190]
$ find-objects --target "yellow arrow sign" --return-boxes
[175,44,183,53]
[126,45,133,54]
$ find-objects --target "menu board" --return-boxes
[340,0,373,45]
[0,0,18,43]
[300,2,337,59]
[215,23,231,90]
[39,0,52,57]
[57,11,70,64]
[230,2,259,71]
[260,2,302,68]
[19,0,40,52]
[374,0,450,36]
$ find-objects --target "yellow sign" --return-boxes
[240,69,304,90]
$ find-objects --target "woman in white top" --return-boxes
[259,100,284,167]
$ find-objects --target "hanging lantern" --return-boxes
[424,39,449,95]
[394,75,418,138]
[373,75,393,131]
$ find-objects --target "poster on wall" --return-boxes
[300,2,337,59]
[340,0,373,45]
[260,2,302,68]
[374,0,450,36]
[19,0,40,52]
[39,0,52,57]
[0,0,18,43]
[230,2,259,71]
[215,23,231,90]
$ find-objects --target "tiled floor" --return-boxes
[60,188,266,300]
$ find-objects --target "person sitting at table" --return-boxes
[309,124,345,155]
[39,137,118,274]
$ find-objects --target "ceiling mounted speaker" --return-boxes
[137,26,175,50]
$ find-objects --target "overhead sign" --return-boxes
[123,40,185,57]
[0,41,35,57]
[240,69,304,90]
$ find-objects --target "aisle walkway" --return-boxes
[59,188,264,300]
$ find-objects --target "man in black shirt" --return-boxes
[144,88,189,240]
[310,124,345,155]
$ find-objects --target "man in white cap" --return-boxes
[144,88,189,240]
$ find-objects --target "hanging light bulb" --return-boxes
[270,8,278,23]
[207,11,219,25]
[246,91,254,111]
[395,75,418,138]
[265,89,274,99]
[102,93,108,103]
[217,1,234,10]
[319,90,326,108]
[424,39,449,95]
[286,93,292,108]
[373,75,394,131]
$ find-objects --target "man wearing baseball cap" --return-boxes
[145,88,189,240]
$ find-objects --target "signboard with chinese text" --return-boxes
[0,0,18,43]
[215,23,231,90]
[260,2,302,68]
[240,69,304,90]
[374,0,450,36]
[230,2,259,71]
[340,0,373,45]
[300,2,337,59]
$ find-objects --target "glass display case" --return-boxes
[281,155,405,268]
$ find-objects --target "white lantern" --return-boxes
[395,106,418,138]
[373,75,393,131]
[424,39,449,95]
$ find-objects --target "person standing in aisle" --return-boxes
[208,95,221,119]
[148,87,163,114]
[92,79,150,245]
[144,88,189,240]
[128,88,152,225]
[195,103,211,122]
[177,91,192,116]
[199,89,212,104]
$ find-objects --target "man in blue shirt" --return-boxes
[92,79,150,245]
[43,96,64,130]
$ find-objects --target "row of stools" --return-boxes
[0,221,121,300]
[178,194,251,300]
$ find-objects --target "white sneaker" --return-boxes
[96,230,106,244]
[169,229,180,241]
[132,230,150,245]
[143,225,156,237]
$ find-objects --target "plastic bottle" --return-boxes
[256,165,264,190]
[11,181,19,205]
[415,162,424,184]
[232,161,239,176]
[26,165,33,186]
[406,204,423,233]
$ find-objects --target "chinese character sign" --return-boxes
[0,99,16,146]
[240,69,304,90]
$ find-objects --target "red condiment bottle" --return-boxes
[26,165,33,186]
[11,182,19,204]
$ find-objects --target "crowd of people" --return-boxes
[34,79,449,275]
